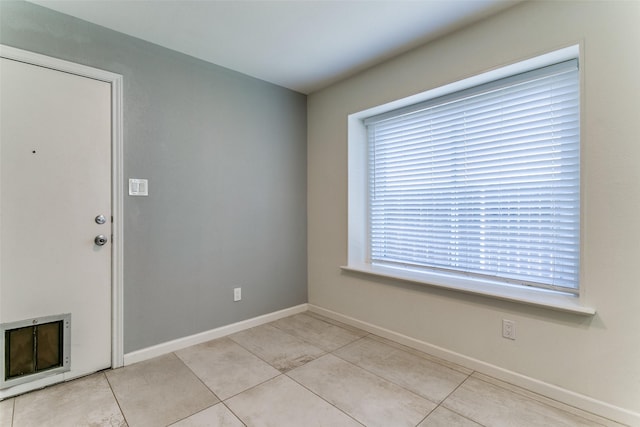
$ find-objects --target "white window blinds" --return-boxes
[365,60,580,293]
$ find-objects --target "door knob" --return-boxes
[94,235,108,246]
[95,215,107,224]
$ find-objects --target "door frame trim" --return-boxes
[0,45,124,368]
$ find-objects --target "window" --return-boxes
[346,47,586,310]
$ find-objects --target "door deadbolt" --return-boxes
[94,235,108,246]
[95,215,107,224]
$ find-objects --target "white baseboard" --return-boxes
[308,304,639,427]
[123,304,308,366]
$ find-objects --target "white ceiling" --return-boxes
[29,0,519,94]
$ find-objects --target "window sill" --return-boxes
[340,264,596,316]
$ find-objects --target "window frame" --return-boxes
[343,45,595,315]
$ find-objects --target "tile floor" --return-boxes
[1,311,625,427]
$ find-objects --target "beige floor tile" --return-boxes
[169,403,244,427]
[470,373,626,427]
[304,311,370,336]
[443,377,606,427]
[0,398,13,427]
[5,313,629,427]
[418,406,482,427]
[229,324,325,372]
[106,353,217,427]
[176,337,280,400]
[12,373,125,427]
[335,337,469,404]
[304,311,369,335]
[367,334,473,375]
[226,375,362,427]
[270,313,367,351]
[288,354,436,427]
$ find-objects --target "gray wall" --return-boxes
[1,1,308,353]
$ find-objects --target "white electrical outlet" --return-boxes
[233,287,242,302]
[502,319,516,340]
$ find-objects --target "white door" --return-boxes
[0,57,112,391]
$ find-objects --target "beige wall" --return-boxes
[308,0,640,421]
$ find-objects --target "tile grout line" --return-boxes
[306,310,470,376]
[165,399,247,427]
[427,372,488,427]
[327,333,372,353]
[329,337,467,410]
[167,351,225,426]
[468,373,617,427]
[221,373,284,403]
[330,348,435,401]
[304,310,373,335]
[228,334,328,373]
[325,349,443,417]
[268,313,372,354]
[10,311,618,427]
[282,337,440,427]
[230,314,367,425]
[239,313,444,426]
[209,335,280,374]
[171,328,330,404]
[103,370,130,427]
[284,371,366,427]
[172,350,223,402]
[309,312,612,426]
[219,400,248,427]
[222,317,368,424]
[11,397,15,427]
[227,323,330,373]
[413,404,437,427]
[364,334,472,376]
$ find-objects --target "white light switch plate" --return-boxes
[129,178,148,196]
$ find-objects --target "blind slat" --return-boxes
[366,60,580,291]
